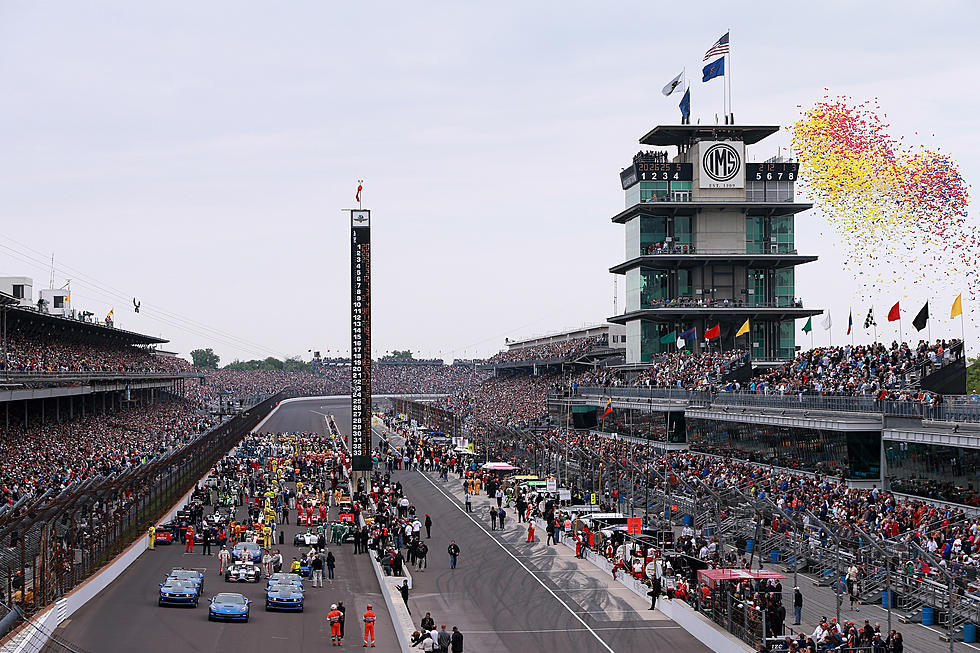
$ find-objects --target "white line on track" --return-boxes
[417,471,618,653]
[462,626,682,634]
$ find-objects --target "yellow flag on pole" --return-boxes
[735,318,750,337]
[951,294,963,318]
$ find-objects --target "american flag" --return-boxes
[703,32,730,61]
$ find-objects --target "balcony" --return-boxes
[611,250,816,274]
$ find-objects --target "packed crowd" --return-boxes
[487,335,607,364]
[747,340,961,396]
[0,401,216,502]
[0,332,194,374]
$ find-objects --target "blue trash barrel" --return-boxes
[769,550,780,564]
[965,624,977,643]
[881,591,893,609]
[665,508,672,520]
[683,515,693,527]
[746,539,754,553]
[921,607,935,626]
[706,527,714,536]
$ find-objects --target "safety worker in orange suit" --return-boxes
[526,521,535,543]
[328,603,343,646]
[147,524,155,550]
[362,603,377,647]
[184,525,194,553]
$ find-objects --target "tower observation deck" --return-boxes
[609,124,821,362]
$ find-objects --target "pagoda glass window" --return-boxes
[639,216,668,255]
[775,268,795,307]
[640,182,669,203]
[670,181,692,202]
[640,269,670,307]
[673,216,693,245]
[746,216,765,254]
[772,215,794,253]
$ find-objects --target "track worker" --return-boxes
[184,525,194,553]
[363,603,377,647]
[328,603,344,646]
[147,524,155,550]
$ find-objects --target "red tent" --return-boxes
[697,568,787,589]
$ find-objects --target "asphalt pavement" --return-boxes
[54,397,395,653]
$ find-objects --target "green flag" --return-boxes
[659,330,677,344]
[801,317,812,334]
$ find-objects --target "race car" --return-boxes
[293,530,319,547]
[167,569,205,596]
[233,542,263,563]
[265,583,304,611]
[208,593,250,622]
[158,579,198,607]
[224,561,263,583]
[153,528,173,545]
[265,573,303,591]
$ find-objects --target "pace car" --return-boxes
[233,542,262,563]
[293,530,320,547]
[208,593,250,622]
[266,573,303,590]
[167,569,205,596]
[265,583,305,611]
[158,579,198,607]
[225,561,262,583]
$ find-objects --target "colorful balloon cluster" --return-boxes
[790,96,975,303]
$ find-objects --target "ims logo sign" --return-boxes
[699,141,744,189]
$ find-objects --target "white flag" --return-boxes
[676,338,686,349]
[821,311,832,330]
[662,71,686,96]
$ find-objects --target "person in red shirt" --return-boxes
[362,604,377,647]
[328,604,343,646]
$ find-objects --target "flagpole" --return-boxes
[726,28,732,121]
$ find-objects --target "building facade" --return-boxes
[608,125,822,363]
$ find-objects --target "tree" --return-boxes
[387,350,415,361]
[968,356,980,395]
[190,348,220,369]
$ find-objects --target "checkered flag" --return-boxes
[864,307,876,330]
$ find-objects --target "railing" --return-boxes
[562,386,980,423]
[0,370,202,383]
[638,246,800,256]
[640,298,806,309]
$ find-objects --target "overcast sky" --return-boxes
[1,1,977,363]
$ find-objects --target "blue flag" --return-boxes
[679,327,696,340]
[702,57,725,82]
[679,87,690,121]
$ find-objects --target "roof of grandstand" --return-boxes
[0,292,18,307]
[5,305,167,346]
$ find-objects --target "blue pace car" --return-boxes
[265,583,305,611]
[167,569,204,596]
[265,572,303,590]
[158,579,198,607]
[208,593,251,622]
